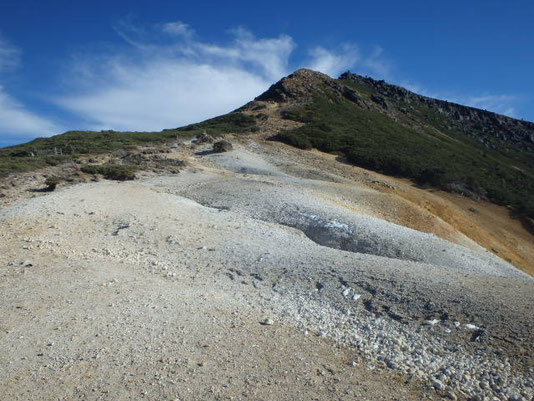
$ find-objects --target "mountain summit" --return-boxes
[241,69,534,219]
[256,68,534,153]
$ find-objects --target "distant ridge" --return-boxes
[339,71,534,153]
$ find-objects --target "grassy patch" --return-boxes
[274,85,534,218]
[0,112,256,177]
[80,164,139,181]
[177,112,259,134]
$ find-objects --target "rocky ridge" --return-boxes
[254,69,534,155]
[348,71,534,153]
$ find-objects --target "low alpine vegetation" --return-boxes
[44,176,62,191]
[212,140,233,153]
[80,164,139,181]
[0,112,257,177]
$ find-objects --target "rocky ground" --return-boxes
[0,138,533,400]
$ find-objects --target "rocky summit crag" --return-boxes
[257,68,534,154]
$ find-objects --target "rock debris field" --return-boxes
[1,141,533,401]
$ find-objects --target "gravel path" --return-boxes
[0,142,533,400]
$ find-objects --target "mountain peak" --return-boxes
[255,69,335,103]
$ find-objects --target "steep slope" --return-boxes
[246,69,534,219]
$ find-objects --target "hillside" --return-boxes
[1,69,534,401]
[2,69,533,219]
[249,69,534,219]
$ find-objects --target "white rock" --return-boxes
[424,319,440,326]
[464,324,480,330]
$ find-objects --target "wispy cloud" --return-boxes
[55,21,397,131]
[161,21,194,38]
[306,44,360,77]
[461,94,519,117]
[400,80,519,118]
[0,86,60,138]
[57,62,269,131]
[0,34,20,72]
[305,44,392,79]
[55,22,296,131]
[360,46,392,79]
[0,34,61,141]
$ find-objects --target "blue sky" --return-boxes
[0,0,533,147]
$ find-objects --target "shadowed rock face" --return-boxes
[339,72,534,153]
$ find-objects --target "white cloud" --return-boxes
[57,62,268,131]
[0,34,61,142]
[306,45,360,77]
[55,25,299,131]
[162,21,194,39]
[0,86,61,137]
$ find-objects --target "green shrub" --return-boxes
[212,140,233,153]
[273,131,312,149]
[44,176,62,191]
[81,164,138,181]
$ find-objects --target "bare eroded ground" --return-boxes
[0,135,533,401]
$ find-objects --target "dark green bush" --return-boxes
[44,176,62,191]
[273,131,312,149]
[212,140,233,153]
[81,164,138,181]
